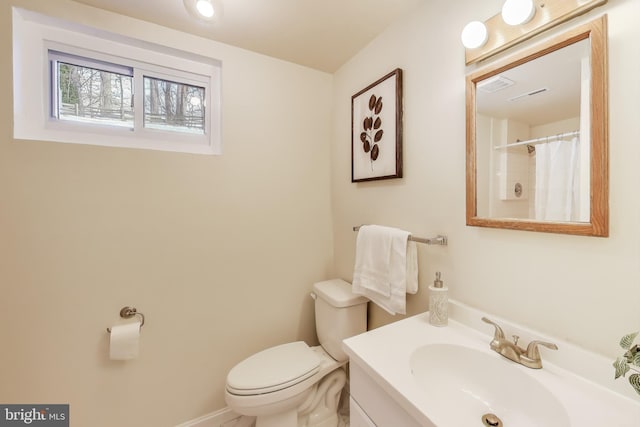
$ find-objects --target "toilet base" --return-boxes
[255,409,297,427]
[298,368,346,427]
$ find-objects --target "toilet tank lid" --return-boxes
[313,279,368,308]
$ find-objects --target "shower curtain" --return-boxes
[534,137,580,221]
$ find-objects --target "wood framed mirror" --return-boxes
[466,16,608,236]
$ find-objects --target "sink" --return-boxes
[410,343,570,427]
[344,304,640,427]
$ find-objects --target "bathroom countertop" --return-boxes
[343,300,640,427]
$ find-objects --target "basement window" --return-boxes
[48,49,209,139]
[49,51,135,129]
[142,76,206,135]
[13,7,222,155]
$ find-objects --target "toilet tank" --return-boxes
[312,279,368,362]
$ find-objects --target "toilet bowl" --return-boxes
[224,279,368,427]
[225,344,344,427]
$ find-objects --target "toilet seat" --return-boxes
[226,341,321,396]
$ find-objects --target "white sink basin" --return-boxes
[410,343,570,427]
[344,303,640,427]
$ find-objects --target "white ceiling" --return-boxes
[70,0,426,73]
[476,39,589,127]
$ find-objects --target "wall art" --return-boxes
[351,68,403,182]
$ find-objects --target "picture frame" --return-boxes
[351,68,403,182]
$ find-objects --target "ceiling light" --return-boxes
[501,0,536,26]
[184,0,221,21]
[195,0,215,18]
[461,21,488,49]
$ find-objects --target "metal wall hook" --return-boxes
[106,306,145,333]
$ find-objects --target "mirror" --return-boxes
[466,16,608,236]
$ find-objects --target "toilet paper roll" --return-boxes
[109,321,140,360]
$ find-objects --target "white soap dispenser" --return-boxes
[428,271,448,326]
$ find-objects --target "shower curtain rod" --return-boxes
[494,130,580,150]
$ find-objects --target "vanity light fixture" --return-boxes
[461,21,488,49]
[461,0,608,65]
[501,0,536,26]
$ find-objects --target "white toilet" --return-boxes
[225,279,368,427]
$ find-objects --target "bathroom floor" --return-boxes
[237,415,348,427]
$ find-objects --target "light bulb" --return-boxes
[461,21,488,49]
[195,0,215,18]
[501,0,535,26]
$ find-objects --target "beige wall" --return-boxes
[0,1,333,426]
[3,0,640,425]
[332,0,640,356]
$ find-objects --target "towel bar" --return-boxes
[353,225,448,246]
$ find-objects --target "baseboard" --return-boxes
[175,407,254,427]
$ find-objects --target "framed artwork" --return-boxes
[351,68,403,182]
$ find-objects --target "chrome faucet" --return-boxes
[481,317,558,369]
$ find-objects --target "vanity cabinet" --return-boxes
[343,308,640,427]
[349,397,376,427]
[349,361,429,427]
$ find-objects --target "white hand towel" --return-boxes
[352,225,417,315]
[406,241,418,294]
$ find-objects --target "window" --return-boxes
[48,48,210,140]
[143,76,205,135]
[50,51,134,129]
[13,8,222,155]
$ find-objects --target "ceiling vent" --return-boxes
[477,75,514,93]
[509,87,549,102]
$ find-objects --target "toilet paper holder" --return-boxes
[106,306,145,333]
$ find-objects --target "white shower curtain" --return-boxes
[534,137,581,221]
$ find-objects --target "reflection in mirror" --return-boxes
[476,39,589,222]
[466,16,608,237]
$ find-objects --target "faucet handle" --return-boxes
[481,317,505,338]
[481,317,506,351]
[525,340,558,360]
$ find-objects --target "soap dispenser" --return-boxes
[428,272,448,326]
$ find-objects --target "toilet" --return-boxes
[225,279,368,427]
